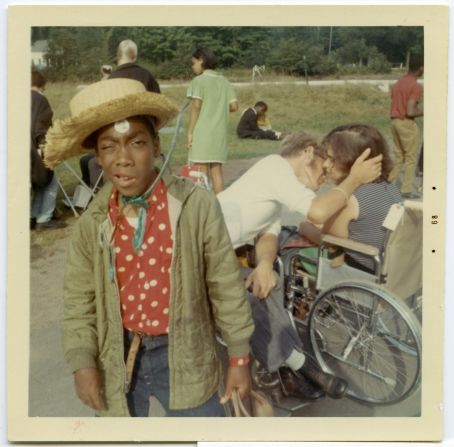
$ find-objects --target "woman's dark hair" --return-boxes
[192,47,219,70]
[322,124,393,182]
[31,70,46,88]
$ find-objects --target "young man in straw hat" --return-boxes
[45,78,254,417]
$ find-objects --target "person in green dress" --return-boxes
[187,47,239,193]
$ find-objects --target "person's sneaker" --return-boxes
[297,357,348,399]
[279,367,325,401]
[35,219,67,231]
[401,192,421,200]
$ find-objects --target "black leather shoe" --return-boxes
[297,358,348,399]
[279,367,325,401]
[35,219,67,231]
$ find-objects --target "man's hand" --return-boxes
[220,365,251,404]
[74,367,106,411]
[349,148,382,185]
[245,261,276,299]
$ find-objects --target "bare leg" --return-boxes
[210,163,224,194]
[192,163,209,184]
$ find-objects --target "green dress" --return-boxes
[186,69,237,163]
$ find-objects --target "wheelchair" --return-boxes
[252,199,422,408]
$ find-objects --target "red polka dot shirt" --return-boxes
[108,180,250,365]
[109,180,173,335]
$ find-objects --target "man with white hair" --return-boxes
[109,39,160,93]
[78,39,162,191]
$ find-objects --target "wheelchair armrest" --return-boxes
[320,234,380,257]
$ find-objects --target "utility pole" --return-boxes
[328,26,333,56]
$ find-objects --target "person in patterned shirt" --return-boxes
[44,78,254,417]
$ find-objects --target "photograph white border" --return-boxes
[6,3,449,443]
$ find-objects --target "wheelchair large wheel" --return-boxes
[308,281,421,405]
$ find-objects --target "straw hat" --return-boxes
[44,78,179,168]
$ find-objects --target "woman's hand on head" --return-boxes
[350,148,382,185]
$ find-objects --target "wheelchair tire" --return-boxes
[308,281,421,406]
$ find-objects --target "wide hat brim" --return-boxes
[44,80,179,168]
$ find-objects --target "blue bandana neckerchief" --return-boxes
[120,177,159,253]
[121,195,150,253]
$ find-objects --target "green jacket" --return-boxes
[63,174,254,416]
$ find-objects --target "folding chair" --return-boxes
[57,160,104,217]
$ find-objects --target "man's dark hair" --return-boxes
[254,101,268,111]
[409,53,424,73]
[192,47,219,70]
[32,70,46,88]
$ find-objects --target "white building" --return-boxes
[31,40,49,69]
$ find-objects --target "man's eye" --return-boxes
[132,140,146,146]
[100,145,114,151]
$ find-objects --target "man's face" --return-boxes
[95,117,160,197]
[293,148,326,192]
[304,155,326,191]
[191,57,204,75]
[322,146,344,184]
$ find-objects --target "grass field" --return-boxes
[45,79,403,198]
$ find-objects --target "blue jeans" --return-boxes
[31,174,58,223]
[125,333,225,417]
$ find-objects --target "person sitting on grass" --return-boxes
[299,124,402,275]
[237,101,282,141]
[44,78,254,417]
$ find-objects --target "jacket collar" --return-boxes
[87,169,197,224]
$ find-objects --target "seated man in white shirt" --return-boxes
[218,132,382,401]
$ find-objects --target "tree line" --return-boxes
[32,26,423,81]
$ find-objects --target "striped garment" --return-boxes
[347,182,402,272]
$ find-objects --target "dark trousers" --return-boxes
[241,268,304,372]
[238,129,279,140]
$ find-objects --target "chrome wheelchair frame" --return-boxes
[253,200,422,408]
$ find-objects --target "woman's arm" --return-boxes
[187,98,202,149]
[298,221,323,245]
[319,196,359,265]
[323,195,359,238]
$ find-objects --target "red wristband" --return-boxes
[229,355,250,367]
